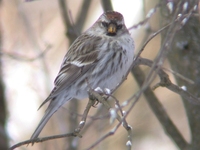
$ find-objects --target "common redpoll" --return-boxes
[31,11,135,139]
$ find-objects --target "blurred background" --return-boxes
[0,0,192,149]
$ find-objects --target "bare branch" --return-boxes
[11,87,132,149]
[159,0,200,148]
[136,57,200,104]
[9,132,77,150]
[162,67,194,85]
[138,1,197,93]
[132,57,189,149]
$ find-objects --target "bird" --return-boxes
[30,11,135,140]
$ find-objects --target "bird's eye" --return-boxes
[117,25,122,29]
[102,22,109,27]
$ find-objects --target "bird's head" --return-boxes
[88,11,128,37]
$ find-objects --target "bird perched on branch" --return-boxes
[31,11,135,140]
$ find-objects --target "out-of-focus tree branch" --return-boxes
[0,1,8,149]
[58,0,92,44]
[101,0,113,11]
[58,0,78,43]
[76,0,92,33]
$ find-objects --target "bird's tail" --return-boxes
[30,96,70,140]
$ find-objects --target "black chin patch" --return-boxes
[106,33,116,36]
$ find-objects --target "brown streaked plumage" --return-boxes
[30,11,134,140]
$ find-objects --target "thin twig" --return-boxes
[142,1,182,89]
[74,98,96,134]
[133,23,171,61]
[137,57,200,105]
[128,4,160,30]
[162,67,194,84]
[9,132,77,150]
[85,122,120,150]
[62,106,109,121]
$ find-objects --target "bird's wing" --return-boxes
[38,34,102,109]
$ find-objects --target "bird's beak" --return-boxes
[107,23,117,34]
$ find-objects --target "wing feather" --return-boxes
[38,34,101,109]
